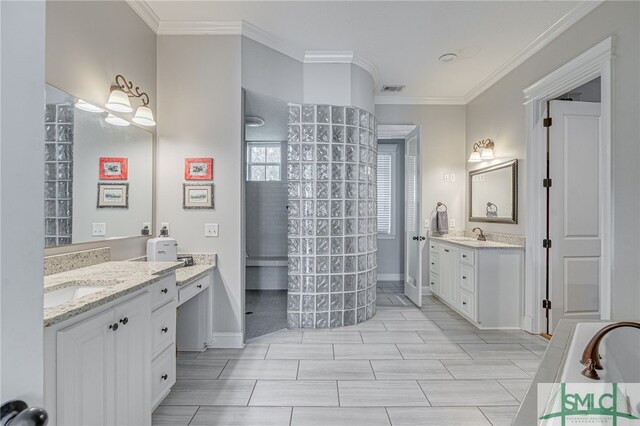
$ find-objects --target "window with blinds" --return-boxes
[377,145,397,237]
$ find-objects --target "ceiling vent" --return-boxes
[380,85,405,93]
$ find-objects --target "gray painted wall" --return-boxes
[45,0,157,259]
[157,35,244,336]
[1,0,46,404]
[375,105,467,287]
[377,139,405,277]
[464,1,640,318]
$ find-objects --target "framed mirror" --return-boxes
[44,84,153,247]
[469,159,518,224]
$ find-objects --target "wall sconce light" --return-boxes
[468,139,495,162]
[75,99,104,113]
[105,74,156,126]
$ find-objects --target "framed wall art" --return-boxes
[183,183,214,209]
[185,158,213,180]
[97,183,129,208]
[99,157,128,180]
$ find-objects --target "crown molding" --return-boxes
[375,96,466,106]
[126,0,160,33]
[463,0,603,104]
[127,0,602,106]
[304,51,380,87]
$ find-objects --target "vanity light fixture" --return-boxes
[75,99,104,113]
[105,113,130,127]
[105,74,156,126]
[468,139,495,162]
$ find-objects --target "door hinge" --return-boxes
[543,117,553,127]
[543,178,553,188]
[543,239,552,248]
[542,299,552,309]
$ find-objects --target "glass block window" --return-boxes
[247,142,282,181]
[377,145,397,237]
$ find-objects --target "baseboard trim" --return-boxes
[377,274,404,281]
[208,332,244,349]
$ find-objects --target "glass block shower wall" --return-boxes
[44,103,74,247]
[286,104,378,328]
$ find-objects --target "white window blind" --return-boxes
[407,156,416,232]
[377,153,392,235]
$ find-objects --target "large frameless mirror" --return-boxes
[44,84,153,247]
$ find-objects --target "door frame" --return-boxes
[378,125,422,298]
[522,37,613,334]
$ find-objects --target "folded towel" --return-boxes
[436,210,449,234]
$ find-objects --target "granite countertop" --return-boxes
[44,261,182,327]
[429,236,524,249]
[175,264,215,286]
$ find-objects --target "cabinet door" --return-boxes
[57,308,116,426]
[114,293,152,426]
[439,245,459,305]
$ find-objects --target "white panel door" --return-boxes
[57,308,116,426]
[549,100,602,332]
[114,293,152,426]
[404,127,422,306]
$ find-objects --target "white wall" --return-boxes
[241,37,303,103]
[375,105,467,287]
[46,0,157,258]
[304,63,375,112]
[464,1,640,318]
[0,0,46,405]
[157,35,244,339]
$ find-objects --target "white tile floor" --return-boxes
[154,281,548,425]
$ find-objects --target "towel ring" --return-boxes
[486,202,498,213]
[436,202,448,212]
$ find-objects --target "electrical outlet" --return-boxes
[205,223,219,237]
[444,173,450,182]
[92,223,106,236]
[160,222,170,236]
[450,173,456,182]
[450,219,456,228]
[424,219,430,229]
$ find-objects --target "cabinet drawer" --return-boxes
[179,275,210,305]
[152,302,176,358]
[151,344,176,408]
[150,276,177,310]
[459,290,475,320]
[429,273,439,295]
[459,264,475,294]
[429,241,439,255]
[459,248,475,266]
[429,254,439,274]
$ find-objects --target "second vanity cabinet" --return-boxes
[429,239,523,329]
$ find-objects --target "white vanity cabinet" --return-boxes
[45,273,178,426]
[56,293,151,426]
[429,239,523,329]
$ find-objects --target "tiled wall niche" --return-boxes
[287,104,378,328]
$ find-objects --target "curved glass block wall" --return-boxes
[286,104,378,328]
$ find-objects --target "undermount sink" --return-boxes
[44,280,121,309]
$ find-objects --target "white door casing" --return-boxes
[549,100,602,331]
[523,37,612,334]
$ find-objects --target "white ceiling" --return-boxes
[132,0,600,104]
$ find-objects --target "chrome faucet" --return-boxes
[472,227,486,241]
[580,321,640,380]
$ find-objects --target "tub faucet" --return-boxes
[472,227,486,241]
[580,321,640,380]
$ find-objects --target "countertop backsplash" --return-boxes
[44,247,111,276]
